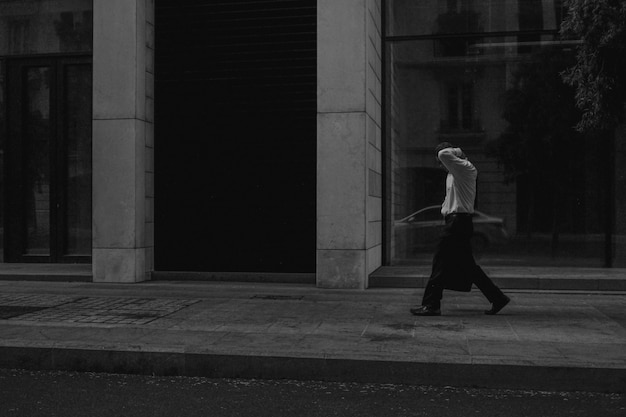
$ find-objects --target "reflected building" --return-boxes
[385,0,624,267]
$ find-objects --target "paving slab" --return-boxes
[0,280,624,393]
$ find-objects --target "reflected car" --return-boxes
[394,206,509,253]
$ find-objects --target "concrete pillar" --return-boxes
[317,0,383,288]
[92,0,155,282]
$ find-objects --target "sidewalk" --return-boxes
[0,280,625,393]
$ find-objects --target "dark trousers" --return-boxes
[421,213,505,309]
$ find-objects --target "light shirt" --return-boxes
[438,148,477,216]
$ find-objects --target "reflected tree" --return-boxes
[485,48,582,257]
[560,0,626,132]
[559,0,626,267]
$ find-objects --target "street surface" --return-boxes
[0,369,623,416]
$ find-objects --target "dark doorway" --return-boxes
[4,57,92,263]
[154,1,317,272]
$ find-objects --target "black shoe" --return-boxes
[485,295,511,315]
[410,305,441,316]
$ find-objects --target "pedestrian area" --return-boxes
[0,280,624,393]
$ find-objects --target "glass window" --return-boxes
[0,1,93,263]
[0,0,92,56]
[24,66,52,255]
[64,63,92,256]
[386,0,566,37]
[385,0,619,267]
[0,60,4,261]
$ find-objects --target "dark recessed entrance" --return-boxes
[154,1,317,273]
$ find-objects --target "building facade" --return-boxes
[0,0,623,288]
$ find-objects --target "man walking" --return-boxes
[410,143,511,316]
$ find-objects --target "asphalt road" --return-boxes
[0,369,623,417]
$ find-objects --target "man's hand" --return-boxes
[440,147,466,160]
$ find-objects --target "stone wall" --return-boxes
[366,0,383,278]
[92,0,154,282]
[317,0,383,288]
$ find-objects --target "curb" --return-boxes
[1,346,624,393]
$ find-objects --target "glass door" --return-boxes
[5,57,91,263]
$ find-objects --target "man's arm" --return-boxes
[437,147,471,176]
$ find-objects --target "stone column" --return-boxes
[317,0,383,289]
[92,0,155,282]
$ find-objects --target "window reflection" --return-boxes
[0,0,93,262]
[64,64,91,256]
[25,66,52,255]
[386,0,567,37]
[0,0,92,56]
[385,0,617,267]
[0,61,4,261]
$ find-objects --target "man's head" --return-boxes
[435,142,455,155]
[435,142,467,171]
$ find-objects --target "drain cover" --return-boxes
[0,306,48,320]
[250,295,304,301]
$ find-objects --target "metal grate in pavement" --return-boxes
[2,296,200,325]
[0,294,77,308]
[251,295,304,301]
[0,306,48,320]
